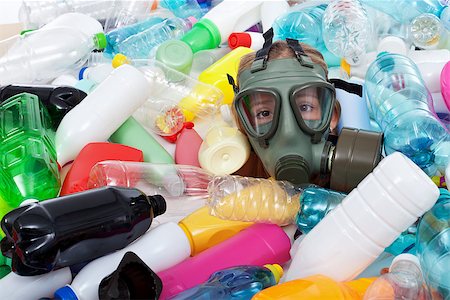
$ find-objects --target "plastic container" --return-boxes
[78,63,114,85]
[260,0,290,32]
[416,190,450,299]
[161,0,205,20]
[54,222,190,300]
[103,0,155,32]
[1,186,167,276]
[0,93,60,202]
[442,6,450,30]
[157,223,291,299]
[0,169,21,236]
[0,27,106,85]
[190,47,231,79]
[365,53,450,175]
[442,61,450,110]
[175,122,203,167]
[284,152,439,282]
[322,0,371,65]
[39,12,104,38]
[55,64,150,166]
[410,13,448,49]
[169,264,283,300]
[363,254,430,300]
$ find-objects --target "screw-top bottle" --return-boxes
[161,0,205,20]
[1,186,167,276]
[363,254,431,300]
[168,264,283,300]
[410,13,449,49]
[103,0,156,32]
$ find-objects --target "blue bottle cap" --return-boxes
[78,67,88,80]
[54,286,78,300]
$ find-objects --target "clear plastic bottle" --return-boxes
[206,175,301,226]
[441,6,450,30]
[87,160,213,198]
[103,0,155,32]
[410,13,448,49]
[416,189,450,299]
[364,52,450,175]
[115,17,195,59]
[161,0,205,20]
[363,254,431,300]
[322,0,371,65]
[0,28,106,85]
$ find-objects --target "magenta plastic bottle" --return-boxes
[157,223,291,299]
[175,122,203,167]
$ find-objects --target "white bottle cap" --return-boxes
[389,253,421,272]
[377,36,408,55]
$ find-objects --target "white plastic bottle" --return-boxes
[55,64,150,166]
[260,0,290,32]
[53,222,191,300]
[0,267,72,300]
[40,12,104,37]
[284,152,439,282]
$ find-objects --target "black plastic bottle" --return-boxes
[1,186,166,276]
[0,85,87,129]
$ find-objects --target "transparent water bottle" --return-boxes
[416,189,450,299]
[442,6,450,30]
[410,13,448,49]
[364,52,450,175]
[0,28,106,85]
[103,0,155,32]
[161,0,205,20]
[115,17,195,59]
[322,0,371,65]
[363,254,431,300]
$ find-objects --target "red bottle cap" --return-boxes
[228,33,252,49]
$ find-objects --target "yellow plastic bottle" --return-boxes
[198,46,254,105]
[252,275,377,300]
[178,206,253,256]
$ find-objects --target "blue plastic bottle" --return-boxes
[168,264,283,300]
[416,188,450,299]
[116,17,195,59]
[365,52,450,176]
[105,15,166,56]
[161,0,205,20]
[272,5,341,67]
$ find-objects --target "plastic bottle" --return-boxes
[253,275,376,300]
[416,188,450,299]
[115,17,195,59]
[190,47,231,79]
[0,168,22,236]
[156,39,195,75]
[442,61,450,110]
[157,223,291,299]
[260,0,290,32]
[78,63,114,85]
[363,254,430,300]
[0,93,60,202]
[364,53,450,175]
[59,142,144,196]
[39,12,104,38]
[87,160,212,198]
[1,186,167,276]
[0,84,86,130]
[442,6,450,30]
[54,222,190,300]
[175,122,203,167]
[55,64,150,166]
[103,0,155,32]
[284,152,439,282]
[322,0,371,65]
[410,13,448,49]
[161,0,205,20]
[0,267,72,300]
[0,27,106,85]
[228,32,264,50]
[169,264,283,300]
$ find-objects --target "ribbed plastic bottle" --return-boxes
[169,265,283,300]
[115,17,195,59]
[322,0,371,65]
[442,6,450,30]
[365,52,450,175]
[284,152,439,282]
[1,186,167,276]
[416,188,450,299]
[0,27,106,85]
[161,0,205,20]
[103,0,155,32]
[410,13,448,49]
[363,254,431,300]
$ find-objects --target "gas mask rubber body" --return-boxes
[232,36,383,192]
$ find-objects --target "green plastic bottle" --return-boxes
[0,93,60,203]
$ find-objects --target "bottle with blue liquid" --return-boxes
[168,264,283,300]
[364,52,450,176]
[160,0,205,20]
[272,4,341,67]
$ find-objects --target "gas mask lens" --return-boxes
[236,91,278,137]
[291,86,334,131]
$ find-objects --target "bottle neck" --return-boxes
[390,260,423,281]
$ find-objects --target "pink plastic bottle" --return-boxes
[175,122,203,167]
[157,223,291,299]
[442,61,450,111]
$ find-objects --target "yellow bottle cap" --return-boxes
[112,53,130,68]
[340,58,351,76]
[264,264,284,284]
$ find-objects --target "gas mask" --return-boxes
[231,34,383,192]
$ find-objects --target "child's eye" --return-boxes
[299,104,314,112]
[256,110,272,119]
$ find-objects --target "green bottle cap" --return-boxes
[94,32,107,50]
[156,40,193,75]
[20,29,35,36]
[181,18,221,53]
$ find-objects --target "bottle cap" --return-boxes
[19,29,35,35]
[377,36,408,55]
[78,67,88,80]
[112,53,130,68]
[181,18,221,53]
[264,264,283,284]
[228,32,252,49]
[148,194,167,217]
[156,40,194,75]
[93,33,107,50]
[389,253,421,272]
[54,285,79,300]
[340,58,351,76]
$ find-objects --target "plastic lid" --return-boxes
[148,195,167,217]
[156,40,194,75]
[181,18,221,53]
[94,33,107,50]
[54,285,79,300]
[377,36,408,55]
[112,53,130,68]
[264,264,283,283]
[228,32,251,49]
[389,253,420,272]
[78,67,88,80]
